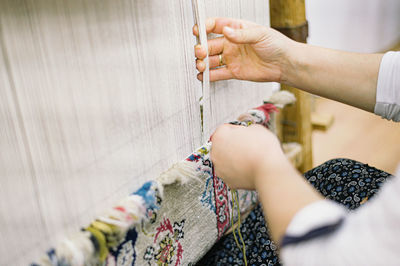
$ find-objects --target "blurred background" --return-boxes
[305,0,400,174]
[306,0,400,53]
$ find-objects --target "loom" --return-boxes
[0,1,279,265]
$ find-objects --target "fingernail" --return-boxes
[196,60,204,70]
[223,26,235,37]
[205,18,214,28]
[195,45,202,56]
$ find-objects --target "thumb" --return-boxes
[223,26,267,44]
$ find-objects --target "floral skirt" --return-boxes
[196,158,391,266]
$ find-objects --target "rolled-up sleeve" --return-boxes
[280,51,400,265]
[280,170,400,265]
[374,51,400,122]
[281,200,346,247]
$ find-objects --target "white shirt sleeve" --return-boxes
[280,51,400,265]
[281,168,400,265]
[374,51,400,122]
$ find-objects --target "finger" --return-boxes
[196,59,206,72]
[212,124,236,143]
[195,45,207,59]
[194,37,224,59]
[193,17,218,36]
[197,17,259,36]
[192,24,199,36]
[211,159,222,178]
[197,68,233,81]
[223,26,267,44]
[208,37,224,56]
[210,67,233,81]
[198,55,225,71]
[237,113,256,122]
[209,124,236,142]
[208,55,221,69]
[205,17,242,34]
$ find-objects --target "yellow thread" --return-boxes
[360,196,369,205]
[141,227,155,237]
[198,147,209,155]
[234,190,247,266]
[141,221,155,237]
[230,189,247,266]
[86,226,108,262]
[91,220,113,235]
[230,190,241,249]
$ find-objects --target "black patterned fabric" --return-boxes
[197,158,391,266]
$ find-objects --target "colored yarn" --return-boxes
[230,189,248,266]
[85,226,108,262]
[255,103,278,125]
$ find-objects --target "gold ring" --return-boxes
[219,54,223,66]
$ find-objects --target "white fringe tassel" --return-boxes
[157,160,200,186]
[269,90,296,108]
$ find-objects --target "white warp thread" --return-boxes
[0,1,275,264]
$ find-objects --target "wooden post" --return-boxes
[269,0,313,172]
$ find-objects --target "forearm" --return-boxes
[281,42,383,112]
[255,157,323,244]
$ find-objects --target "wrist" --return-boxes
[279,41,308,87]
[253,151,291,190]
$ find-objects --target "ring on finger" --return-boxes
[219,54,224,66]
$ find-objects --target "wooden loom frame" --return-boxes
[270,0,313,172]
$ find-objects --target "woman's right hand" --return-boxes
[193,17,295,83]
[210,124,287,190]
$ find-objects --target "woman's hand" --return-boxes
[211,124,324,243]
[210,124,287,190]
[193,17,294,82]
[193,17,383,112]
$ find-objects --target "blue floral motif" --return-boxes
[199,175,216,212]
